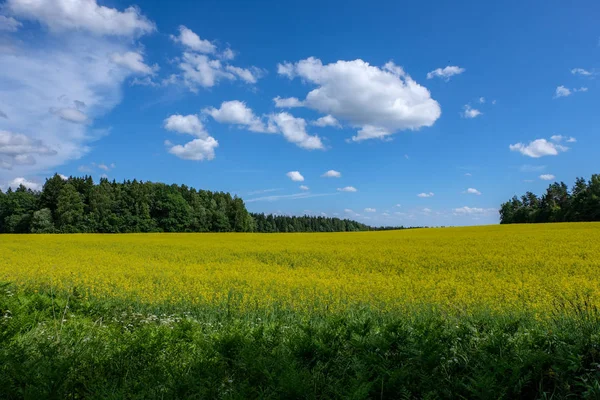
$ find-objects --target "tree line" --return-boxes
[499,173,600,224]
[0,174,395,233]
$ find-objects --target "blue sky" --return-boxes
[0,0,598,226]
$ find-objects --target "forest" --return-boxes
[500,173,600,224]
[0,174,376,233]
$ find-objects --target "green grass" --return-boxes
[2,283,600,399]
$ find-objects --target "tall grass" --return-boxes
[2,284,600,399]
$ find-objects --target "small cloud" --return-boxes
[510,138,568,158]
[417,192,434,198]
[364,208,376,212]
[520,164,546,172]
[395,204,401,207]
[491,100,497,105]
[321,170,341,178]
[479,97,485,103]
[540,174,555,181]
[404,154,409,160]
[465,188,481,195]
[427,66,465,80]
[571,68,593,76]
[422,208,432,213]
[337,186,357,192]
[8,177,41,191]
[382,212,390,216]
[58,174,68,180]
[286,171,304,182]
[462,105,482,119]
[248,188,280,195]
[550,135,576,143]
[312,115,341,128]
[464,172,472,176]
[273,96,304,108]
[453,206,497,216]
[299,185,309,190]
[554,85,588,98]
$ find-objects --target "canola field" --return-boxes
[2,222,600,316]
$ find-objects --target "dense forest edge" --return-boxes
[500,173,600,224]
[0,174,410,233]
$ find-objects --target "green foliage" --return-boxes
[1,285,600,399]
[30,208,55,233]
[500,173,600,224]
[0,174,393,234]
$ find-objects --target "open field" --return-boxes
[2,223,600,398]
[2,223,600,315]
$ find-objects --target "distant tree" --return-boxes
[499,173,600,224]
[31,208,55,233]
[56,183,85,232]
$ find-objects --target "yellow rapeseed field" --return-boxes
[1,223,599,315]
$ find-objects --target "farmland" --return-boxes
[2,223,600,398]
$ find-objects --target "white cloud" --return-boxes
[0,15,22,31]
[464,173,472,176]
[555,86,571,98]
[509,138,568,158]
[550,135,576,143]
[204,103,323,150]
[540,174,555,181]
[571,68,592,76]
[58,173,68,180]
[170,25,215,53]
[520,164,546,172]
[246,192,338,203]
[275,58,441,142]
[286,171,304,182]
[178,53,234,89]
[277,61,295,78]
[382,212,390,216]
[426,65,465,80]
[248,188,280,195]
[269,113,324,150]
[479,97,485,103]
[273,96,304,108]
[364,208,376,212]
[554,85,588,98]
[312,115,341,128]
[220,48,235,61]
[166,138,218,161]
[178,53,261,90]
[163,114,218,161]
[395,204,401,207]
[417,192,434,198]
[0,2,156,183]
[110,51,157,75]
[7,177,41,191]
[344,208,360,217]
[453,206,497,216]
[422,208,432,213]
[6,0,155,37]
[465,188,481,195]
[321,170,341,178]
[0,130,57,170]
[164,114,208,137]
[337,186,357,192]
[462,105,482,118]
[50,107,88,124]
[299,185,309,190]
[225,65,261,84]
[203,101,272,133]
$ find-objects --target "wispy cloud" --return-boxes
[247,188,280,195]
[246,192,339,203]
